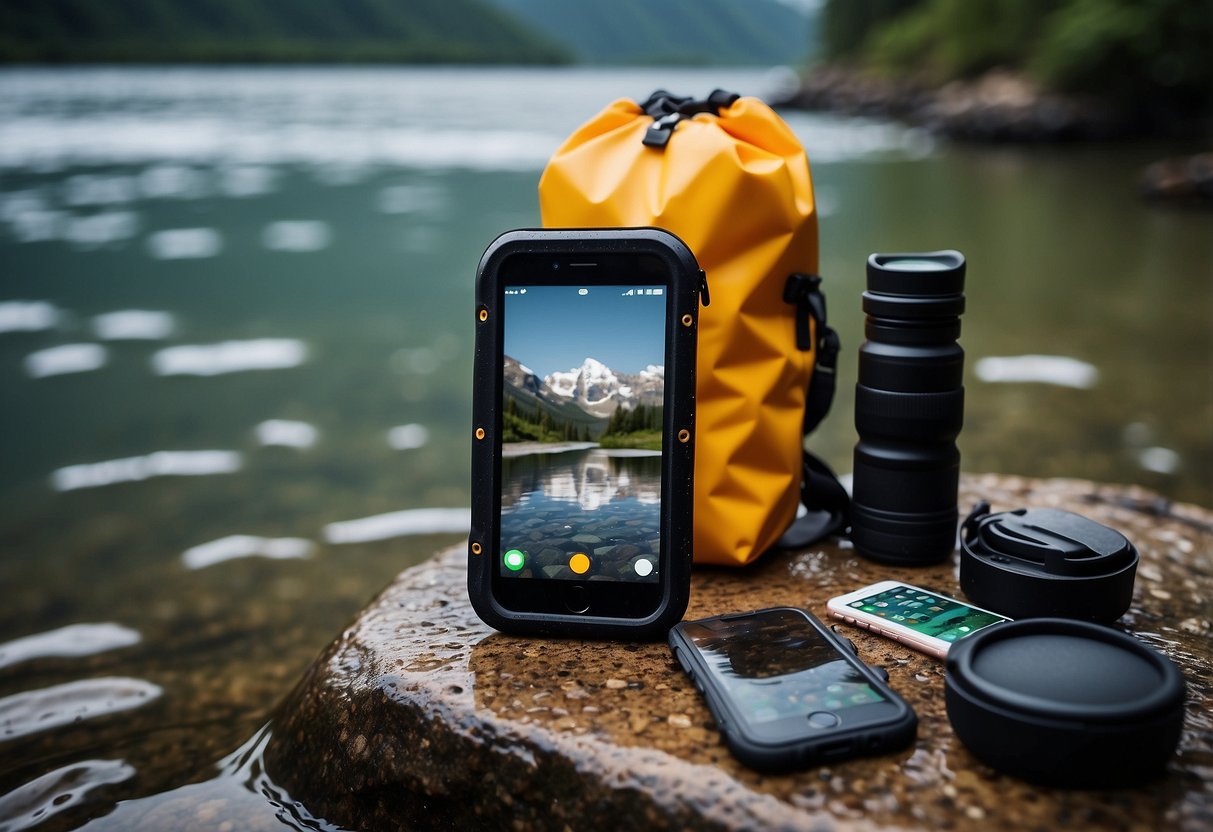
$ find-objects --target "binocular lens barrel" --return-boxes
[851,251,966,565]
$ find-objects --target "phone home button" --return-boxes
[563,584,591,614]
[807,711,841,730]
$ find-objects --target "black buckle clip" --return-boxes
[640,89,739,149]
[643,113,681,149]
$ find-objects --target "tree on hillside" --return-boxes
[819,0,1212,117]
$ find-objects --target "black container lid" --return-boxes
[866,251,965,296]
[967,506,1136,576]
[946,618,1186,787]
[960,503,1138,622]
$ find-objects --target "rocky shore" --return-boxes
[261,474,1212,831]
[779,65,1134,143]
[1138,152,1213,205]
[777,64,1212,206]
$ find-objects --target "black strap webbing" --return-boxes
[640,89,740,148]
[778,272,851,547]
[779,450,851,548]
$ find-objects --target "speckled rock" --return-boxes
[263,476,1213,831]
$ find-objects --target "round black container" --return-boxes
[851,251,966,565]
[960,503,1138,622]
[945,618,1186,788]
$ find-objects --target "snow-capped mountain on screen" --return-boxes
[545,357,663,417]
[504,355,663,418]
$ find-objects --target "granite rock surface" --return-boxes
[264,475,1213,831]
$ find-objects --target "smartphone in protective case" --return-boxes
[469,228,705,639]
[669,607,917,771]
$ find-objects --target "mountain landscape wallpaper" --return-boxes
[503,354,664,447]
[501,285,667,450]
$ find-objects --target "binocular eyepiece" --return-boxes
[851,251,966,565]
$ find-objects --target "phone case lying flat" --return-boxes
[669,609,918,771]
[468,228,702,639]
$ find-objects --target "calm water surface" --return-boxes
[501,449,662,581]
[0,66,1209,829]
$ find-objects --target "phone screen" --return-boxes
[680,609,889,730]
[498,282,667,584]
[845,585,1006,643]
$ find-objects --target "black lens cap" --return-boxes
[960,503,1138,622]
[945,618,1185,788]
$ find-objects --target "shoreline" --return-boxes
[502,441,662,459]
[776,64,1212,206]
[776,65,1134,143]
[501,441,598,459]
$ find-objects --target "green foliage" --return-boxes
[502,395,596,444]
[820,0,1213,113]
[602,403,662,437]
[821,0,921,60]
[501,395,661,448]
[1030,0,1213,106]
[597,404,663,450]
[597,430,662,451]
[864,0,1054,79]
[0,0,572,64]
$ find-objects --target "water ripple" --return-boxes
[182,535,314,570]
[63,174,137,207]
[974,355,1098,389]
[63,210,139,249]
[138,164,209,200]
[92,309,175,340]
[255,419,318,449]
[145,227,222,260]
[0,68,933,172]
[323,508,470,545]
[387,424,429,451]
[150,338,307,376]
[217,165,276,198]
[23,344,106,378]
[262,220,331,252]
[0,624,140,670]
[0,759,134,832]
[0,678,162,742]
[0,301,59,334]
[51,450,242,492]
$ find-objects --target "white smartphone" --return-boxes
[826,581,1010,659]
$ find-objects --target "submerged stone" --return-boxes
[264,476,1213,830]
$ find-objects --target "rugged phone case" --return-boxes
[468,228,702,639]
[668,609,918,772]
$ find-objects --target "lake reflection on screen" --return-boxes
[499,448,661,582]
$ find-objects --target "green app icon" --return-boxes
[503,549,526,571]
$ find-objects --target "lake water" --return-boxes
[501,448,662,581]
[0,66,1209,829]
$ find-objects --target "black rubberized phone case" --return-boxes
[469,228,702,639]
[669,608,917,771]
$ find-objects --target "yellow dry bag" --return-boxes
[540,89,848,567]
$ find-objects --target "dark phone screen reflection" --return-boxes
[682,609,886,726]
